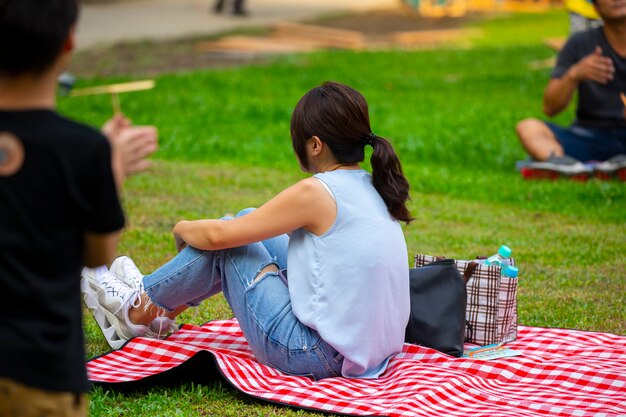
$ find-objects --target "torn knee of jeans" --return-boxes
[252,262,279,284]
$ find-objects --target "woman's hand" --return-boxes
[102,113,158,190]
[173,221,189,252]
[174,234,188,253]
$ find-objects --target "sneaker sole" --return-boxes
[81,276,129,349]
[521,167,591,182]
[595,166,626,182]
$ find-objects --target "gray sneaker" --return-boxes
[594,154,626,181]
[81,267,148,348]
[522,155,592,181]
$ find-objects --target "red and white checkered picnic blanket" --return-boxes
[87,319,626,417]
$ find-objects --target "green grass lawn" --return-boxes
[62,9,625,416]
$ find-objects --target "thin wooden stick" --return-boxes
[620,92,626,107]
[111,93,121,114]
[70,80,155,97]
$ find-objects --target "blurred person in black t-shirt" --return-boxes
[0,1,157,415]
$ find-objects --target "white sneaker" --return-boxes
[81,267,148,348]
[109,256,179,338]
[110,256,144,291]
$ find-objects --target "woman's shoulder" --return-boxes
[285,177,335,206]
[295,176,327,192]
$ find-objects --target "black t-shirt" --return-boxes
[0,110,125,392]
[552,27,626,129]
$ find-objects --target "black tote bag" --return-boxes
[404,258,468,357]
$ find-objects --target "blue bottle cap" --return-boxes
[498,245,512,258]
[503,265,518,278]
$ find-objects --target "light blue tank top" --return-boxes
[287,169,410,378]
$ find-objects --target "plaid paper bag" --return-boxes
[414,254,518,346]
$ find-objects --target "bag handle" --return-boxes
[428,257,477,285]
[465,320,474,343]
[463,261,479,285]
[417,256,484,284]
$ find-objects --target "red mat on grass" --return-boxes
[87,319,626,417]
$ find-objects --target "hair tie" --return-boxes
[364,132,377,146]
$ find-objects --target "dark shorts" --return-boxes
[546,122,626,162]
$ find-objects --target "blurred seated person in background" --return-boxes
[515,0,626,180]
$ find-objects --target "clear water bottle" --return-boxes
[502,265,518,279]
[484,245,512,268]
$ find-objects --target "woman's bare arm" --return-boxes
[172,177,336,251]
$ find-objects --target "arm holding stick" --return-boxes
[101,113,158,190]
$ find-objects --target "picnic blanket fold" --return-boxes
[87,319,626,417]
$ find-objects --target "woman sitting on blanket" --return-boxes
[84,81,412,379]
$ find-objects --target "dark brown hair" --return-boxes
[290,81,413,224]
[0,0,79,75]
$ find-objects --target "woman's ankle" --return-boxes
[128,293,157,325]
[128,305,151,326]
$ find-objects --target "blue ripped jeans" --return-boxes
[142,208,343,380]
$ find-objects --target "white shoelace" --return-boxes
[99,276,142,312]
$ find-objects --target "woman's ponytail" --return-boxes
[368,134,413,224]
